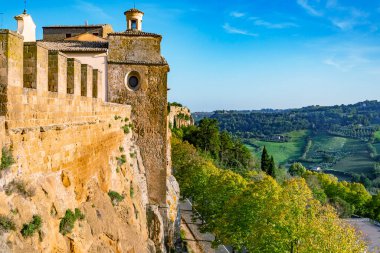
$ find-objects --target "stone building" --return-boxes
[0,7,178,253]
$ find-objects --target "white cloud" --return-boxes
[331,19,355,31]
[254,19,298,29]
[230,11,245,18]
[323,58,352,72]
[223,23,258,36]
[297,0,323,16]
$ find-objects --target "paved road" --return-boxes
[347,218,380,252]
[180,199,230,253]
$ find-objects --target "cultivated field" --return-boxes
[245,131,376,176]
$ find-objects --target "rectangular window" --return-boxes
[65,33,71,38]
[93,33,99,36]
[131,20,137,30]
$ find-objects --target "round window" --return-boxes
[128,76,139,89]
[125,71,141,91]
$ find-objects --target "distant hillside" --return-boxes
[194,100,380,141]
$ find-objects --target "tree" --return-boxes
[261,146,271,173]
[289,162,306,177]
[268,156,276,177]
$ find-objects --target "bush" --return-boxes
[108,191,125,206]
[0,215,16,234]
[0,146,15,172]
[4,179,35,198]
[122,125,130,134]
[21,215,42,237]
[59,208,84,235]
[117,155,126,165]
[130,184,134,198]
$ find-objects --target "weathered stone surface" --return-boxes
[147,205,166,253]
[168,105,194,128]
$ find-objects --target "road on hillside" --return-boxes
[180,199,231,253]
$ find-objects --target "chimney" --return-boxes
[14,11,36,42]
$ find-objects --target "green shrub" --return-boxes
[119,146,124,152]
[108,191,125,206]
[122,125,130,134]
[117,154,126,165]
[59,208,84,235]
[74,208,85,220]
[0,146,15,172]
[114,115,121,120]
[5,179,35,198]
[130,184,134,198]
[21,215,42,237]
[0,215,16,234]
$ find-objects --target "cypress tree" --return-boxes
[261,146,270,173]
[268,156,276,177]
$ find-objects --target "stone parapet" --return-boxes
[67,58,81,95]
[48,51,67,93]
[81,64,93,98]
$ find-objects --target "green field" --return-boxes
[245,130,309,165]
[374,143,380,154]
[246,131,376,177]
[374,131,380,142]
[330,140,374,174]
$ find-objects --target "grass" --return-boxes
[374,143,380,155]
[0,146,15,172]
[245,130,309,165]
[108,191,125,206]
[246,130,377,178]
[374,131,380,142]
[331,140,375,175]
[0,215,16,234]
[21,215,42,238]
[5,179,35,198]
[59,209,84,235]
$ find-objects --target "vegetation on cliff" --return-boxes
[172,136,367,252]
[172,118,256,174]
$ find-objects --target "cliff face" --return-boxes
[0,30,179,253]
[168,106,194,129]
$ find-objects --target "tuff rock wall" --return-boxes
[0,29,169,253]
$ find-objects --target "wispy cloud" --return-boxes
[323,58,353,72]
[331,19,355,31]
[253,19,298,29]
[230,11,245,18]
[74,0,111,20]
[297,0,323,16]
[223,23,258,36]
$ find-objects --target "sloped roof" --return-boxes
[64,33,108,42]
[38,41,108,52]
[43,24,110,29]
[109,30,162,38]
[124,8,144,14]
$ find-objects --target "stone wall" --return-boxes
[108,33,170,207]
[0,29,153,252]
[42,25,114,41]
[168,106,194,128]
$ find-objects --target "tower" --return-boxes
[14,10,36,42]
[107,9,170,206]
[124,8,143,31]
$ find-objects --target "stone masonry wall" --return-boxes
[0,30,153,252]
[108,63,169,206]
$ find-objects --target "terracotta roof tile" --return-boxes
[38,41,108,52]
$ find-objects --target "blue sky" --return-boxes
[1,0,380,111]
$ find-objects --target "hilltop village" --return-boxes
[0,8,187,252]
